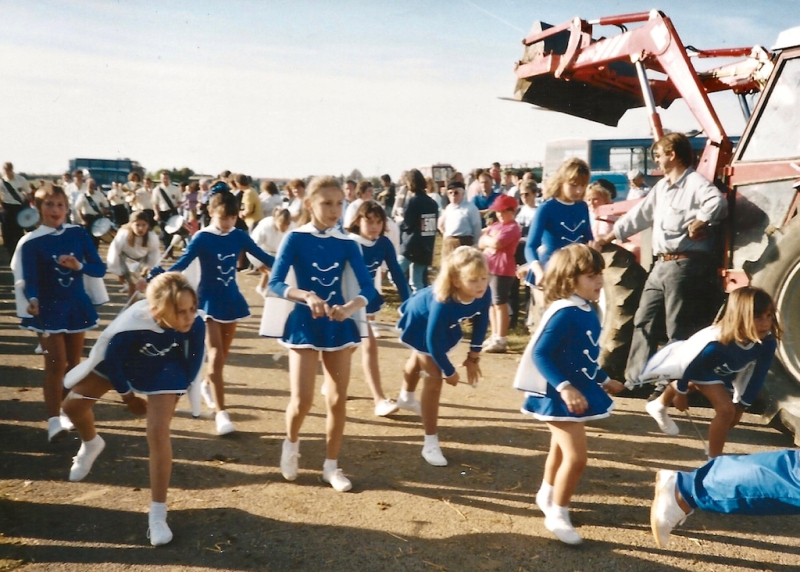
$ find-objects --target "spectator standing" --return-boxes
[509,180,538,327]
[377,174,396,214]
[398,169,438,292]
[594,132,727,387]
[438,180,481,260]
[626,169,650,200]
[425,176,444,213]
[73,178,110,247]
[586,182,615,240]
[64,169,87,225]
[472,173,501,224]
[107,182,129,227]
[479,194,521,353]
[236,174,264,233]
[258,180,283,218]
[391,172,409,223]
[1,162,31,256]
[285,178,306,222]
[152,172,183,252]
[466,168,485,201]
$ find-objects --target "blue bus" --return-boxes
[544,136,739,200]
[69,158,144,189]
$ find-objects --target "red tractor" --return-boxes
[512,10,800,441]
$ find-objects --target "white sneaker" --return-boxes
[646,400,680,436]
[69,436,106,482]
[215,411,235,435]
[281,439,300,481]
[147,518,173,546]
[255,284,267,297]
[651,470,690,547]
[374,399,399,417]
[200,380,216,409]
[59,412,74,431]
[484,338,508,354]
[47,416,68,443]
[396,394,421,416]
[322,467,353,492]
[544,512,583,545]
[422,444,448,467]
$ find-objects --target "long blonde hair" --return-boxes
[433,246,488,302]
[542,244,604,305]
[146,272,197,319]
[717,286,782,344]
[543,157,590,200]
[298,176,342,226]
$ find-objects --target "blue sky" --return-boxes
[0,0,794,179]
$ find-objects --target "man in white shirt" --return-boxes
[74,178,110,246]
[437,180,482,260]
[1,162,31,256]
[64,169,87,226]
[152,171,183,250]
[343,181,374,229]
[595,133,727,387]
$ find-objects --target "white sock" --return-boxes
[552,503,571,522]
[48,415,60,425]
[400,389,415,401]
[323,459,338,473]
[498,336,507,343]
[82,435,102,450]
[285,438,299,453]
[538,481,554,503]
[424,434,439,448]
[149,501,167,523]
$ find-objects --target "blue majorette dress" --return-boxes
[351,234,411,315]
[514,295,614,421]
[523,199,592,286]
[262,223,377,351]
[396,286,491,378]
[11,224,108,334]
[169,225,274,322]
[638,325,777,409]
[64,299,205,395]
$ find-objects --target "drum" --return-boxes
[91,217,117,243]
[164,214,190,237]
[16,207,40,229]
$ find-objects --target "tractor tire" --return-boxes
[747,218,800,444]
[597,244,647,381]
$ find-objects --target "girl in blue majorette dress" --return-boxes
[62,272,205,547]
[395,246,491,467]
[262,175,377,493]
[348,199,411,417]
[640,286,779,459]
[152,187,274,436]
[513,244,624,545]
[11,183,108,443]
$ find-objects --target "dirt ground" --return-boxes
[1,245,799,572]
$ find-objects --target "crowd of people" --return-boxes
[3,135,798,550]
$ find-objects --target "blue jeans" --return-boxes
[677,450,800,515]
[397,255,428,293]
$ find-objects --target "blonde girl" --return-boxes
[11,183,107,442]
[62,272,205,546]
[265,176,377,492]
[513,244,624,544]
[523,158,593,286]
[395,246,490,466]
[107,210,160,299]
[644,286,780,458]
[348,200,411,416]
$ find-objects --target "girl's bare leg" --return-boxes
[402,352,422,393]
[416,354,443,435]
[41,333,68,418]
[362,325,386,404]
[286,348,319,442]
[496,303,510,338]
[320,349,352,460]
[147,394,178,503]
[542,431,563,487]
[546,421,588,507]
[205,320,237,411]
[62,373,114,441]
[694,383,739,458]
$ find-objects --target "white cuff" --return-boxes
[556,381,571,392]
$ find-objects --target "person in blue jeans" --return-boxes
[651,449,800,547]
[398,169,438,292]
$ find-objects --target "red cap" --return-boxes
[489,194,518,212]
